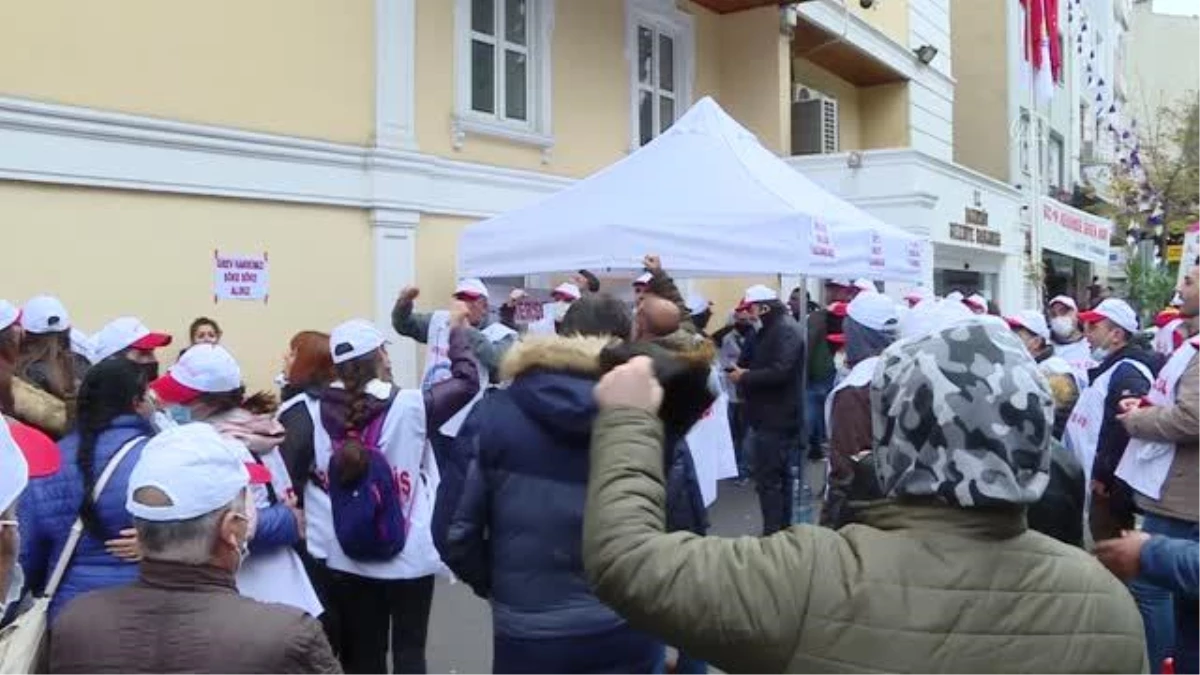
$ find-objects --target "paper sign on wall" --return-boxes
[214,251,269,303]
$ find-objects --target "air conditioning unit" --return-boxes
[791,84,839,155]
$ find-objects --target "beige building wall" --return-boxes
[414,0,734,178]
[718,7,791,154]
[950,0,1009,182]
[850,0,910,47]
[860,82,911,149]
[793,58,863,151]
[0,0,374,145]
[0,183,372,390]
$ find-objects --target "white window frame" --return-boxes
[1048,131,1065,191]
[453,0,555,153]
[626,0,694,150]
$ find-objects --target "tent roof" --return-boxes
[458,97,922,280]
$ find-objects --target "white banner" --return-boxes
[214,251,269,302]
[1177,222,1199,288]
[1039,198,1112,267]
[685,395,738,507]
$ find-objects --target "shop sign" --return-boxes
[949,204,1002,247]
[1039,198,1110,266]
[214,251,269,303]
[906,241,923,270]
[1167,244,1183,263]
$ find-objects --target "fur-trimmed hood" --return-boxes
[500,335,613,445]
[500,335,613,381]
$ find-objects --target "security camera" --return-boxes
[860,0,878,8]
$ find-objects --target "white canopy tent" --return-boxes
[458,97,925,281]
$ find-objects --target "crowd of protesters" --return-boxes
[0,259,1195,674]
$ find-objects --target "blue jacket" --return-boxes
[18,415,153,620]
[1141,535,1198,599]
[444,336,667,675]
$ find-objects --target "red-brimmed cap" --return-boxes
[828,301,849,317]
[132,332,172,351]
[1079,298,1139,334]
[8,420,61,478]
[150,372,204,405]
[827,333,846,345]
[1154,307,1181,328]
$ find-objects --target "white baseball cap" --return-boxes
[1048,295,1078,312]
[1080,298,1139,334]
[686,294,710,316]
[330,319,387,365]
[20,295,71,334]
[126,423,250,522]
[847,291,899,331]
[150,344,242,405]
[742,285,779,305]
[899,295,975,340]
[853,278,877,293]
[70,328,96,364]
[0,422,29,514]
[1005,309,1051,341]
[93,317,173,361]
[0,300,20,332]
[964,293,989,313]
[633,272,653,287]
[904,287,933,304]
[552,283,582,302]
[454,278,490,301]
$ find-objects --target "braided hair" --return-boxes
[331,352,382,486]
[75,358,146,539]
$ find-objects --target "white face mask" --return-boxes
[1050,316,1076,339]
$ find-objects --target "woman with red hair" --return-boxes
[276,331,340,654]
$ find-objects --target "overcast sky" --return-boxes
[1153,0,1199,17]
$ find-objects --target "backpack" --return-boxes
[328,401,408,561]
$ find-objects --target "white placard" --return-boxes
[214,251,269,302]
[686,395,738,507]
[1039,198,1112,267]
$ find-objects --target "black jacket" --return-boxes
[1089,344,1160,490]
[737,304,804,432]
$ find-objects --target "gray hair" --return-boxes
[132,488,245,565]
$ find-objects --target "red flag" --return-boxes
[1045,0,1062,82]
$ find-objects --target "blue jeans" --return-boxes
[1135,514,1200,674]
[805,376,834,454]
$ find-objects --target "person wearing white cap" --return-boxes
[1004,309,1087,547]
[727,284,804,535]
[820,292,898,528]
[902,287,934,309]
[548,282,584,329]
[963,292,989,315]
[1047,295,1094,373]
[0,300,70,440]
[314,311,479,674]
[685,293,713,335]
[91,316,173,383]
[15,296,79,428]
[147,343,320,619]
[47,424,339,674]
[1066,297,1159,544]
[394,279,515,389]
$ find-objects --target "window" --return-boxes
[627,0,694,149]
[1048,132,1065,192]
[454,0,553,149]
[1019,110,1031,175]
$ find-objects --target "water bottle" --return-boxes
[790,462,816,525]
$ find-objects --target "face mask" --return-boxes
[1091,347,1110,362]
[552,300,571,323]
[0,563,23,617]
[1050,317,1076,340]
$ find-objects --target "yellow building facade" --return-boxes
[0,0,932,387]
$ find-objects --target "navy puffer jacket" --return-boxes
[18,414,153,620]
[445,334,706,670]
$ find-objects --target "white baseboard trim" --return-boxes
[0,95,574,218]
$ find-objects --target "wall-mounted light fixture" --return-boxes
[914,44,938,65]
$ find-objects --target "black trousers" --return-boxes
[747,426,797,535]
[330,571,435,674]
